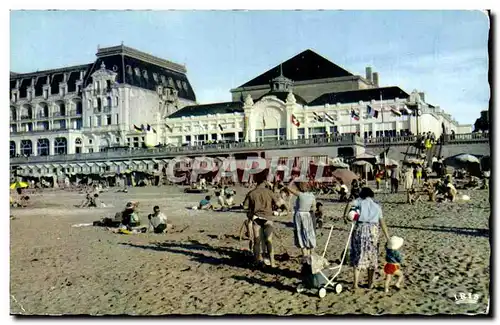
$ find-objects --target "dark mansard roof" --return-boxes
[308,86,410,106]
[168,101,244,118]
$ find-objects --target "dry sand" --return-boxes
[10,185,490,315]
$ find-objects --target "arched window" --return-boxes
[20,104,32,120]
[38,103,49,118]
[9,141,16,158]
[99,138,110,152]
[20,140,32,156]
[37,138,50,156]
[54,137,67,155]
[10,106,16,121]
[75,138,82,145]
[97,98,102,112]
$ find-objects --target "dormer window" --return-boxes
[161,75,166,84]
[134,68,140,76]
[168,77,174,87]
[176,80,182,89]
[143,70,148,79]
[126,65,132,75]
[182,81,187,90]
[152,73,158,82]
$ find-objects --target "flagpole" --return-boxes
[381,91,388,191]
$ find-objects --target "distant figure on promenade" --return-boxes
[343,187,390,290]
[243,170,278,268]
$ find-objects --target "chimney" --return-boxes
[372,72,379,87]
[419,92,425,103]
[365,67,372,82]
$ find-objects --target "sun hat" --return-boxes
[461,195,470,201]
[387,236,404,250]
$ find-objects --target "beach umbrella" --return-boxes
[332,169,359,185]
[454,154,480,164]
[378,158,399,167]
[10,181,29,189]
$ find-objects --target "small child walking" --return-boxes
[384,236,404,293]
[314,202,324,229]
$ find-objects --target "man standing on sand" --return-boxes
[243,170,278,268]
[390,166,400,194]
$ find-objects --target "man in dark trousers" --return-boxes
[390,165,400,193]
[243,170,278,268]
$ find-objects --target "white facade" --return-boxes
[10,62,195,157]
[164,90,472,146]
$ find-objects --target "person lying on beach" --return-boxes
[199,196,213,210]
[148,206,171,234]
[384,236,404,293]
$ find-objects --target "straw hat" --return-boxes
[387,236,404,250]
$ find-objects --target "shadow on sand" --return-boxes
[120,240,301,279]
[387,224,489,237]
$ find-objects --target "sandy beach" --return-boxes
[10,185,490,315]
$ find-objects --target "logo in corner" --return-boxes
[454,292,480,305]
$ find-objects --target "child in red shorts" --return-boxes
[384,236,404,293]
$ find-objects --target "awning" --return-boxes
[95,162,105,167]
[59,163,69,168]
[104,161,115,167]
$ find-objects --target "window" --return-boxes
[107,97,112,108]
[37,138,50,156]
[143,70,148,79]
[115,137,120,143]
[97,98,102,112]
[176,80,182,89]
[297,128,305,139]
[161,75,166,84]
[107,115,112,125]
[43,89,48,99]
[238,132,244,141]
[9,141,16,158]
[20,140,32,156]
[152,73,158,81]
[182,81,187,90]
[308,127,326,139]
[88,148,93,153]
[126,65,132,75]
[134,68,140,76]
[95,81,100,91]
[330,126,338,134]
[133,136,139,148]
[115,114,119,124]
[88,117,92,127]
[89,139,93,145]
[115,97,119,107]
[96,116,102,127]
[75,147,81,154]
[106,80,111,91]
[211,134,217,141]
[185,135,191,143]
[76,119,82,129]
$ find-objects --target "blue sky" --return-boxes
[10,10,489,125]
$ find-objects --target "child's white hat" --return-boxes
[461,195,470,201]
[387,236,404,250]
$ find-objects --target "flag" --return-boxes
[133,125,142,132]
[147,124,152,131]
[218,124,223,132]
[313,112,324,122]
[324,112,336,125]
[390,105,402,116]
[401,105,412,115]
[367,105,379,118]
[291,114,300,127]
[351,109,360,121]
[165,124,172,132]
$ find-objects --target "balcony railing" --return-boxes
[20,115,32,120]
[53,112,66,118]
[68,110,82,117]
[364,133,489,146]
[9,133,489,165]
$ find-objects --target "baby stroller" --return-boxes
[296,222,355,298]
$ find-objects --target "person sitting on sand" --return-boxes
[215,191,226,209]
[337,181,349,202]
[273,189,290,216]
[407,187,422,205]
[148,206,170,234]
[199,196,213,210]
[445,183,457,202]
[384,236,404,293]
[79,193,94,208]
[121,201,141,229]
[224,186,235,207]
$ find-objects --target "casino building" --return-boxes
[10,45,472,159]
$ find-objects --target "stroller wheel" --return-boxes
[334,283,342,294]
[296,284,305,293]
[318,287,327,298]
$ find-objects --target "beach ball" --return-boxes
[347,207,360,221]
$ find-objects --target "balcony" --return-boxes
[36,113,50,119]
[53,112,66,118]
[20,115,32,121]
[68,110,82,117]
